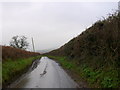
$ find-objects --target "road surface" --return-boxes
[10,57,78,88]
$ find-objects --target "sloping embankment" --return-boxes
[47,12,120,88]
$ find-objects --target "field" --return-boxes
[2,46,40,61]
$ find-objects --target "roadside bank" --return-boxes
[2,56,41,88]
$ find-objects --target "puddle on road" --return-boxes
[10,57,78,88]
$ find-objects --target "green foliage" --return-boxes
[0,61,1,87]
[48,56,75,69]
[2,56,41,86]
[81,65,119,88]
[47,55,120,88]
[100,69,119,88]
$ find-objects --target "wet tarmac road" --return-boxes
[11,57,78,88]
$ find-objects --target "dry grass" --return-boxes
[2,46,40,61]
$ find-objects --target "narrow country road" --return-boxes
[11,57,78,88]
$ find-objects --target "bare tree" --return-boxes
[10,35,29,50]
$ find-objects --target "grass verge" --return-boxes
[47,55,119,88]
[2,55,42,87]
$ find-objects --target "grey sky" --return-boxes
[1,2,118,51]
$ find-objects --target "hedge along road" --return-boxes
[10,57,78,88]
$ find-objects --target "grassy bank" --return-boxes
[2,55,41,87]
[47,55,119,88]
[2,46,41,87]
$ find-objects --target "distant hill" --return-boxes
[37,48,57,54]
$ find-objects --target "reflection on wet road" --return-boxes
[12,57,78,88]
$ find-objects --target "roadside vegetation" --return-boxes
[47,56,119,88]
[2,46,41,87]
[46,12,120,88]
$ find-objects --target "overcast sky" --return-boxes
[0,1,118,51]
